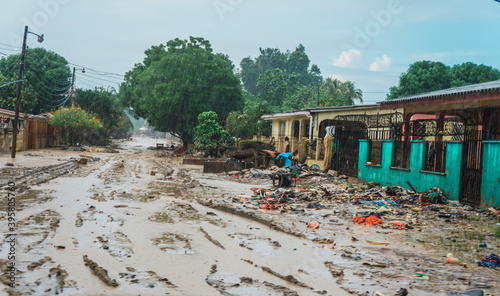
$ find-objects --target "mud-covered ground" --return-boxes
[0,137,498,296]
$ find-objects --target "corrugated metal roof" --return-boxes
[261,110,310,120]
[308,104,380,112]
[379,79,500,104]
[261,104,381,120]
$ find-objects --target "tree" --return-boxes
[120,37,243,146]
[226,91,275,139]
[387,61,451,100]
[74,88,130,144]
[450,62,500,87]
[0,48,71,114]
[387,61,500,100]
[49,106,103,145]
[256,69,298,106]
[239,45,322,97]
[341,81,363,105]
[281,78,363,110]
[195,111,234,157]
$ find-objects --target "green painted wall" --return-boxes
[481,141,500,207]
[358,140,463,200]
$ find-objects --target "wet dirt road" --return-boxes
[0,139,348,296]
[1,138,499,296]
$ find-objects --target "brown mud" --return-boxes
[0,137,497,296]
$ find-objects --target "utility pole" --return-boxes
[11,26,44,159]
[11,26,28,159]
[317,84,320,107]
[71,67,76,106]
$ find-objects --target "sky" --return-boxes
[0,0,499,104]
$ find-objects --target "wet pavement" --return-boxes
[0,137,498,296]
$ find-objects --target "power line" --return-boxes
[0,80,23,89]
[82,73,123,84]
[0,42,21,49]
[77,75,120,87]
[68,63,124,78]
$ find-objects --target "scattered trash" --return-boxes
[269,241,281,248]
[412,273,429,279]
[449,289,485,296]
[75,218,83,227]
[306,221,320,230]
[387,221,407,230]
[477,253,500,269]
[362,262,386,268]
[353,215,384,226]
[78,158,88,165]
[313,238,334,244]
[446,254,469,268]
[366,240,389,245]
[479,243,487,248]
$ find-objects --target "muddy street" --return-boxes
[0,137,499,296]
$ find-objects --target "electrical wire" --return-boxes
[0,80,23,89]
[76,75,119,87]
[80,73,123,84]
[0,61,21,81]
[68,63,124,78]
[0,42,21,49]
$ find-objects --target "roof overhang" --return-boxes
[261,104,382,120]
[379,80,500,110]
[261,110,310,120]
[308,104,380,113]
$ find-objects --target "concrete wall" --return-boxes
[481,141,500,207]
[358,140,463,201]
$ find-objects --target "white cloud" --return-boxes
[333,49,362,68]
[369,54,393,72]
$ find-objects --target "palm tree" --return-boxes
[341,81,363,105]
[321,77,343,106]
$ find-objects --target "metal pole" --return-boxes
[71,67,76,106]
[317,84,320,106]
[11,26,28,159]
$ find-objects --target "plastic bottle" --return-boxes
[446,253,468,267]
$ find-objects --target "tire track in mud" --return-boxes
[0,160,79,193]
[197,200,306,239]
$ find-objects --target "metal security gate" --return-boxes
[326,112,403,177]
[335,125,367,177]
[460,127,483,207]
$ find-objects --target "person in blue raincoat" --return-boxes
[276,152,294,167]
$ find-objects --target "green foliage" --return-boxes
[49,106,102,129]
[49,106,103,146]
[112,113,134,139]
[282,78,363,110]
[0,48,71,114]
[387,61,500,100]
[450,62,500,87]
[239,44,322,99]
[226,91,275,139]
[73,89,132,144]
[195,111,234,157]
[239,139,274,151]
[257,69,299,106]
[119,37,243,146]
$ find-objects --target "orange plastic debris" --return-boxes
[307,221,320,230]
[353,215,384,226]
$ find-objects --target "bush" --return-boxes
[49,106,103,146]
[239,139,275,151]
[195,111,234,157]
